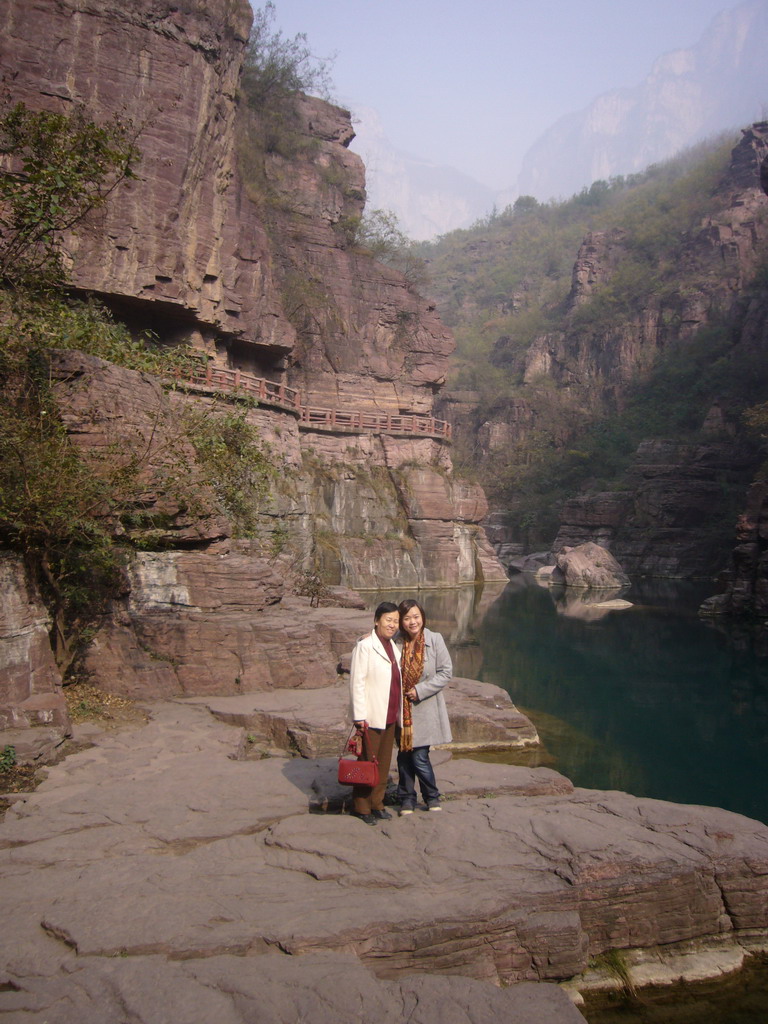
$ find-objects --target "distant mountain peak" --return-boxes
[515,0,768,201]
[349,106,495,241]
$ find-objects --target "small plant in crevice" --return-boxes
[294,567,331,608]
[589,948,637,999]
[0,746,17,774]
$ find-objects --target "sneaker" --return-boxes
[399,807,414,816]
[371,808,392,821]
[351,812,377,826]
[426,802,442,812]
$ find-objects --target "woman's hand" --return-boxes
[353,720,365,733]
[406,689,418,702]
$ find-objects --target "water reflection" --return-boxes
[548,584,633,621]
[359,578,768,824]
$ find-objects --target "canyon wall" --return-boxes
[444,124,768,580]
[0,0,506,750]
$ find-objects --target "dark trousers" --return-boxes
[396,745,439,808]
[353,723,395,815]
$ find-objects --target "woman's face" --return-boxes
[375,611,400,640]
[401,606,424,638]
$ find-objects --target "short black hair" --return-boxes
[374,601,399,621]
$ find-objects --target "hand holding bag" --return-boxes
[337,723,379,786]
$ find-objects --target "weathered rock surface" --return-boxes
[0,951,585,1024]
[553,439,758,578]
[286,442,508,589]
[181,674,539,760]
[2,699,768,1023]
[0,553,70,763]
[700,478,768,630]
[84,565,355,698]
[554,542,631,590]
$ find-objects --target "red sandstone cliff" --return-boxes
[0,0,506,753]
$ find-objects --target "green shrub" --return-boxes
[0,746,17,774]
[188,408,276,537]
[0,102,139,292]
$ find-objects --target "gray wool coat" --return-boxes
[406,628,453,747]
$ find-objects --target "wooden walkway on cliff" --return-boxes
[173,364,452,441]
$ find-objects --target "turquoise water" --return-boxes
[471,576,768,826]
[366,577,768,823]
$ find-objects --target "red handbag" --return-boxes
[337,724,379,787]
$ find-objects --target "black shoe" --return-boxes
[371,808,392,820]
[352,812,377,826]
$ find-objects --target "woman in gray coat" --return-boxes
[396,598,453,814]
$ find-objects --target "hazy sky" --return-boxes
[262,0,738,190]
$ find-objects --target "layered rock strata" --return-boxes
[182,675,539,759]
[552,439,757,578]
[1,698,767,1023]
[0,554,70,762]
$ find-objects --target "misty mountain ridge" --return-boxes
[354,0,768,240]
[349,107,495,241]
[517,0,768,201]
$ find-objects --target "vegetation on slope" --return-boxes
[421,135,768,542]
[0,102,276,677]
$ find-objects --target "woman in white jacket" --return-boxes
[349,601,403,825]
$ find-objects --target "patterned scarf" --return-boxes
[400,630,425,753]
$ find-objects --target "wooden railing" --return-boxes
[173,365,451,441]
[178,365,301,413]
[299,407,451,440]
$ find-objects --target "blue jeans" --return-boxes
[397,746,439,807]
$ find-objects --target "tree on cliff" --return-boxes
[0,102,139,291]
[239,3,334,160]
[241,2,333,109]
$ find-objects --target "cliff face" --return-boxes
[547,126,768,578]
[552,438,759,578]
[0,0,456,414]
[450,125,768,579]
[522,125,768,395]
[0,0,506,735]
[1,0,281,347]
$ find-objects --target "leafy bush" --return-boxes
[189,408,276,537]
[353,208,429,290]
[0,746,17,774]
[239,3,334,161]
[241,2,333,109]
[0,102,139,291]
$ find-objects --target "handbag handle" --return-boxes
[339,722,378,764]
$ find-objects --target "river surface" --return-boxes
[365,576,768,825]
